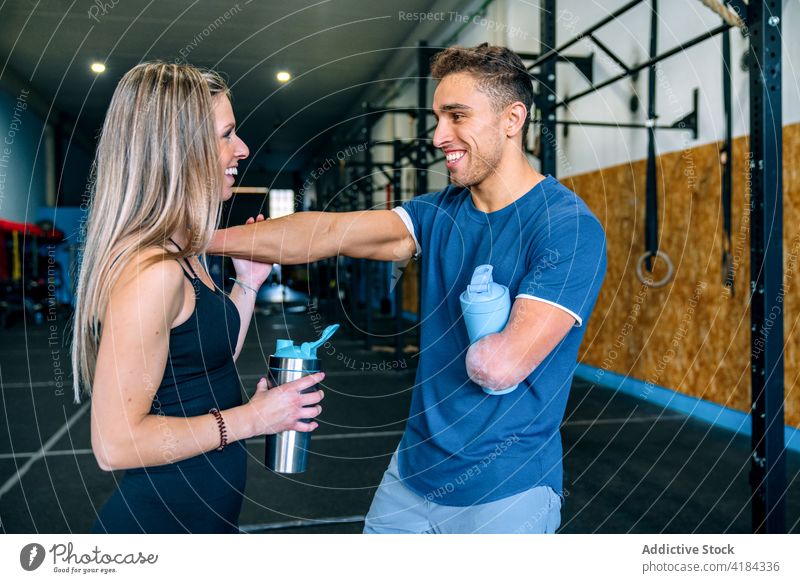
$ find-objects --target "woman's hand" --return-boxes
[246,372,325,437]
[231,214,273,290]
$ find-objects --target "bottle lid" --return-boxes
[273,324,340,359]
[463,265,506,303]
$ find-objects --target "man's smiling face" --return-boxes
[432,72,505,188]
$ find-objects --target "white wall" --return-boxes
[0,87,47,223]
[506,0,799,177]
[387,0,800,181]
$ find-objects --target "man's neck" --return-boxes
[469,152,545,213]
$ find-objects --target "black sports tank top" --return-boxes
[125,245,245,494]
[92,243,248,533]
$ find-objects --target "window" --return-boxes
[269,189,295,219]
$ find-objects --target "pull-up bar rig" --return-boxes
[535,86,699,146]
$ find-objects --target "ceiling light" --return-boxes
[90,62,106,74]
[276,71,291,83]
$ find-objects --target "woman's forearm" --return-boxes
[209,210,416,264]
[93,404,253,471]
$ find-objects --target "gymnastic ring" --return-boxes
[636,250,674,288]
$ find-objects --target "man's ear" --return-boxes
[504,101,528,139]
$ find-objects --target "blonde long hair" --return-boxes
[71,62,230,403]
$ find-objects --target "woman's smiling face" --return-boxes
[214,95,249,201]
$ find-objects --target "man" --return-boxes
[211,43,607,533]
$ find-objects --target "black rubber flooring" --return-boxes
[1,307,799,533]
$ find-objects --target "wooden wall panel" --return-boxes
[566,123,799,428]
[402,259,419,315]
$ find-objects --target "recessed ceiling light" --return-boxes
[90,62,106,74]
[276,71,291,83]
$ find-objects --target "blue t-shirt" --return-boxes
[393,175,607,506]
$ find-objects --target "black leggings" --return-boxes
[91,444,246,534]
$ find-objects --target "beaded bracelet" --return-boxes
[209,408,228,451]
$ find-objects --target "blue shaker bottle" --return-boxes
[459,265,518,395]
[265,324,339,473]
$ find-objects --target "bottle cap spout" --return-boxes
[299,324,340,358]
[460,264,510,314]
[273,324,341,359]
[467,264,494,295]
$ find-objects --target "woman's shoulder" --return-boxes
[109,245,185,306]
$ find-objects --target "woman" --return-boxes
[71,62,324,533]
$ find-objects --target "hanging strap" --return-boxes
[721,28,735,293]
[636,0,674,289]
[644,0,659,273]
[644,132,659,272]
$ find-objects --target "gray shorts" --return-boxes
[364,449,562,534]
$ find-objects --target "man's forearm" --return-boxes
[210,212,338,265]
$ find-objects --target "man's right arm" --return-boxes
[209,210,417,265]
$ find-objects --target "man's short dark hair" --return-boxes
[430,43,534,144]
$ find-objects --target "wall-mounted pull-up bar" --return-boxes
[556,22,730,109]
[519,51,594,82]
[527,0,647,71]
[548,87,699,140]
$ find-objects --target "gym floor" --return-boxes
[2,306,799,534]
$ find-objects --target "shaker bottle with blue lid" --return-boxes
[459,265,518,395]
[265,323,339,473]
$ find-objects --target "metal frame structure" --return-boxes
[745,0,784,535]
